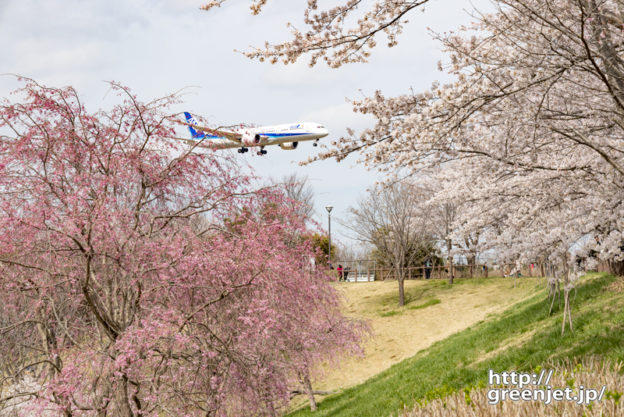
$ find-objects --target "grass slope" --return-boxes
[289,273,624,417]
[313,277,540,394]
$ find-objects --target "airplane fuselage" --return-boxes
[203,123,329,149]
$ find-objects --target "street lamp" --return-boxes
[325,205,333,267]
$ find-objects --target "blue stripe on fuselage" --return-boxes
[261,133,309,138]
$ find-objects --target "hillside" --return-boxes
[314,277,543,392]
[289,273,624,417]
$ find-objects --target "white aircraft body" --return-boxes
[178,112,329,155]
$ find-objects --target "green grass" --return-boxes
[380,298,441,317]
[375,281,449,308]
[288,273,624,417]
[409,298,441,310]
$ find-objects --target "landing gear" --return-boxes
[313,139,319,147]
[237,147,249,154]
[257,147,267,156]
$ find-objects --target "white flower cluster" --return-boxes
[0,376,43,417]
[202,0,430,67]
[312,0,624,271]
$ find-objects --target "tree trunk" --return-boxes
[607,260,624,276]
[446,238,454,284]
[548,278,560,316]
[398,276,405,306]
[302,371,317,412]
[467,255,476,278]
[562,286,574,335]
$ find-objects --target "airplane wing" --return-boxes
[168,136,209,147]
[167,136,244,149]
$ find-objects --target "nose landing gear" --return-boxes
[237,147,249,154]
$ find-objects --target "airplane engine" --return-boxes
[242,131,262,146]
[279,142,299,150]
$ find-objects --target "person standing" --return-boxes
[425,257,432,280]
[337,264,343,281]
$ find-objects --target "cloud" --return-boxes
[0,0,8,19]
[300,101,375,138]
[260,61,342,89]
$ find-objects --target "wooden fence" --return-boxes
[333,263,543,282]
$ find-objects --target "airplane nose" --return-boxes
[319,128,329,138]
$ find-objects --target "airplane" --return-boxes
[176,112,329,155]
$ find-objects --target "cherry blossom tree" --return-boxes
[201,0,432,67]
[0,79,365,417]
[311,0,624,264]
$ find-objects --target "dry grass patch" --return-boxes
[401,359,624,417]
[607,277,624,293]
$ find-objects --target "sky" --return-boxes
[0,0,489,253]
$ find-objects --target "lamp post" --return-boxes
[325,205,333,267]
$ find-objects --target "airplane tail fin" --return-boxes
[184,112,206,140]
